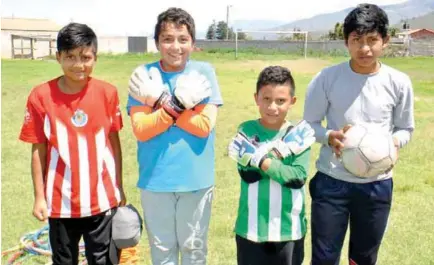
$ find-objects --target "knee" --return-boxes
[180,233,208,263]
[150,234,178,254]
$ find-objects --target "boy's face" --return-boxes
[255,84,296,129]
[346,31,389,72]
[157,23,193,72]
[56,46,96,82]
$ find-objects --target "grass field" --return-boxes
[2,53,434,265]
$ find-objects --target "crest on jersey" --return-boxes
[71,109,88,127]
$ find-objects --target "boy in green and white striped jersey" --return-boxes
[228,66,315,265]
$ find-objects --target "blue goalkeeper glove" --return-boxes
[272,120,316,159]
[228,132,271,168]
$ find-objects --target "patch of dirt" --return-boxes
[216,59,332,74]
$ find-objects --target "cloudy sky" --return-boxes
[1,0,407,36]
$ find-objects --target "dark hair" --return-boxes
[154,7,196,43]
[256,66,295,96]
[57,23,98,54]
[343,3,389,41]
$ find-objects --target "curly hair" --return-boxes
[154,7,196,44]
[256,66,295,96]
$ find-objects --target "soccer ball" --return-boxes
[341,124,398,178]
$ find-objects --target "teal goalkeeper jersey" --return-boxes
[234,120,310,242]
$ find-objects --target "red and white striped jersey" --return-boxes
[19,77,123,218]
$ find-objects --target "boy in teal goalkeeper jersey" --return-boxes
[228,66,316,265]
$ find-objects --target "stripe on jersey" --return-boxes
[46,150,59,216]
[247,182,258,242]
[95,129,110,212]
[43,115,50,140]
[56,120,72,218]
[78,134,91,216]
[268,180,282,241]
[104,146,120,203]
[291,189,303,239]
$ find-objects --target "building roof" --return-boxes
[398,28,434,35]
[1,17,61,32]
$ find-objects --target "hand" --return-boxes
[128,66,167,107]
[385,137,399,174]
[174,70,212,109]
[33,197,48,222]
[272,120,316,158]
[158,92,185,119]
[119,188,127,207]
[228,132,271,168]
[328,125,352,157]
[393,136,400,161]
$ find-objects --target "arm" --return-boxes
[109,132,126,206]
[130,106,174,141]
[176,104,218,138]
[392,77,415,149]
[303,72,330,146]
[19,91,49,220]
[31,143,48,221]
[260,149,310,189]
[237,164,263,184]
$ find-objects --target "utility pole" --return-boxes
[226,5,232,40]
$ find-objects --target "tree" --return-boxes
[236,30,247,40]
[228,28,235,40]
[336,23,344,40]
[388,27,399,37]
[292,27,305,41]
[276,28,306,41]
[212,21,247,40]
[328,22,344,40]
[206,20,217,40]
[216,21,229,40]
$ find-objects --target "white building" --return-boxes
[1,17,61,59]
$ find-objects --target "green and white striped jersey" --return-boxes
[234,120,310,242]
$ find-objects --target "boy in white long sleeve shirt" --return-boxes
[303,4,415,265]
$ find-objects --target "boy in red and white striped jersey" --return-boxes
[19,22,126,265]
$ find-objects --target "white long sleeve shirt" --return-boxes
[303,61,415,183]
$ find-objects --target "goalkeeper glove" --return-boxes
[174,70,212,109]
[272,120,316,159]
[128,66,167,108]
[228,132,272,169]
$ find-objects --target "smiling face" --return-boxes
[56,45,96,82]
[346,31,389,74]
[157,22,194,72]
[255,83,296,130]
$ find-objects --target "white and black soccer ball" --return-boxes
[341,124,398,178]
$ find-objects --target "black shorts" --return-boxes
[49,208,116,265]
[236,235,304,265]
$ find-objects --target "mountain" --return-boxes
[198,0,434,40]
[231,20,288,31]
[272,0,434,32]
[393,10,434,29]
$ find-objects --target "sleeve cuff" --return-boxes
[263,158,280,176]
[324,130,332,146]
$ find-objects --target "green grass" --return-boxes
[2,53,434,265]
